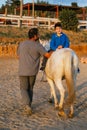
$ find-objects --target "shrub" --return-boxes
[59,9,78,31]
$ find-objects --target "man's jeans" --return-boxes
[19,75,36,107]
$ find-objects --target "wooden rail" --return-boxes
[0,14,59,29]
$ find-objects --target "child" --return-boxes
[40,22,70,70]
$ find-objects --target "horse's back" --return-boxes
[45,48,79,79]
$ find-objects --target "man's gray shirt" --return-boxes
[17,40,47,76]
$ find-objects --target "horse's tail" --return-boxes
[64,51,77,105]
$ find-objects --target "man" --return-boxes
[40,22,70,70]
[17,28,52,115]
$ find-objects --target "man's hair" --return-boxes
[54,22,62,28]
[28,28,38,39]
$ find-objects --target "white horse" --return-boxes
[45,48,79,118]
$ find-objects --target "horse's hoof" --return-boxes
[48,98,53,103]
[58,109,67,119]
[23,105,33,116]
[68,113,74,118]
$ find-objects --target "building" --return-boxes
[16,3,87,20]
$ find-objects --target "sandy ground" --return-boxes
[0,58,87,130]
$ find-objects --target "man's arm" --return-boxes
[44,51,53,58]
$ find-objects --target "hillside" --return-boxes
[0,26,87,57]
[0,26,87,44]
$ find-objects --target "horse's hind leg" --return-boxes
[54,79,65,109]
[54,79,67,118]
[46,77,58,108]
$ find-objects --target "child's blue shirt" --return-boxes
[50,32,70,51]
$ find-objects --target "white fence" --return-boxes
[0,14,59,29]
[78,20,87,30]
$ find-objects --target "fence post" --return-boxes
[48,19,51,30]
[18,19,21,27]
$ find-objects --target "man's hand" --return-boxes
[44,51,53,58]
[58,45,63,49]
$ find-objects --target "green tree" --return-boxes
[36,0,49,17]
[59,9,78,31]
[10,0,20,7]
[71,2,78,7]
[4,0,20,14]
[5,0,20,6]
[6,0,11,5]
[36,0,49,4]
[0,4,5,13]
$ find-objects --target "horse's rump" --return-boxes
[45,48,79,104]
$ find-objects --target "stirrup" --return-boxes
[40,66,45,71]
[78,68,80,73]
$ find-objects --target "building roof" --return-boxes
[22,3,82,12]
[20,3,58,12]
